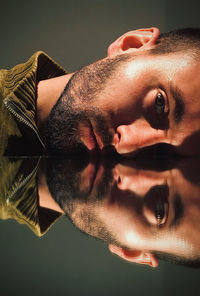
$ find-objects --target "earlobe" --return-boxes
[108,244,159,268]
[107,27,160,57]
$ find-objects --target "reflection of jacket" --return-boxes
[0,51,67,156]
[0,157,63,236]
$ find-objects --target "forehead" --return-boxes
[172,57,200,115]
[125,52,200,110]
[125,51,194,79]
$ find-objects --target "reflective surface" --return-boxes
[1,0,200,294]
[1,156,200,295]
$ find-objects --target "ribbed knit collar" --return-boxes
[4,51,67,121]
[3,51,67,154]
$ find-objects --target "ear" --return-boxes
[108,244,159,268]
[107,27,160,57]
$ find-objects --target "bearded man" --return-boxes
[1,27,200,156]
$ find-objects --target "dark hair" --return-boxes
[154,251,200,268]
[151,28,200,59]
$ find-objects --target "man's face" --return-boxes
[88,52,200,156]
[69,157,200,265]
[47,50,200,156]
[96,159,200,257]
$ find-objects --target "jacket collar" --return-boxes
[3,51,67,154]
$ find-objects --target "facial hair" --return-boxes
[46,53,132,155]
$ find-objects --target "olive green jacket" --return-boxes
[0,51,67,156]
[0,157,63,236]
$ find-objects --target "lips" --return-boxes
[78,120,115,156]
[93,128,104,151]
[85,162,99,193]
[81,160,104,195]
[79,121,99,154]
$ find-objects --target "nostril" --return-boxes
[117,131,121,141]
[117,176,121,185]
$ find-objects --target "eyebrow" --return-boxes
[169,84,185,124]
[170,193,184,229]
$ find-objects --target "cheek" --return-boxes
[96,78,147,125]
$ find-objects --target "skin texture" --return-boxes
[38,159,64,213]
[107,53,200,156]
[45,156,200,268]
[76,158,200,268]
[38,27,200,156]
[37,73,73,141]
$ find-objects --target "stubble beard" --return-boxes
[46,53,132,155]
[46,92,113,155]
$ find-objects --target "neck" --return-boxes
[37,73,73,141]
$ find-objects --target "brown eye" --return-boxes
[155,93,165,114]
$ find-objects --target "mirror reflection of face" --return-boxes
[77,158,200,266]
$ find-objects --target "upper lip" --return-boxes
[93,129,104,151]
[90,122,117,156]
[89,122,100,154]
[90,122,106,153]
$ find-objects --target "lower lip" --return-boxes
[87,162,98,192]
[79,122,98,152]
[88,162,103,193]
[93,129,104,150]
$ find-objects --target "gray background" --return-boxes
[1,0,200,295]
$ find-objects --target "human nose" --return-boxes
[113,120,168,156]
[114,165,168,195]
[117,174,163,196]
